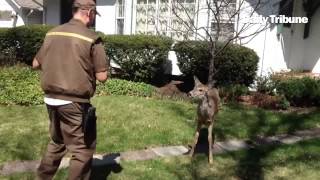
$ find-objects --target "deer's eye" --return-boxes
[199,89,203,92]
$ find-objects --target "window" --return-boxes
[211,22,234,41]
[116,0,125,34]
[60,0,73,24]
[135,0,196,40]
[136,0,157,35]
[209,0,236,41]
[135,0,236,40]
[279,0,294,27]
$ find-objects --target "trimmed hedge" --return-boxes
[173,41,259,86]
[0,26,173,84]
[0,25,53,65]
[0,66,156,106]
[1,25,259,87]
[0,28,8,51]
[102,35,173,84]
[0,28,16,65]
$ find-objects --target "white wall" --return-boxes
[45,0,60,25]
[124,0,133,34]
[0,0,25,27]
[96,0,116,34]
[282,1,306,71]
[238,0,320,74]
[236,0,290,75]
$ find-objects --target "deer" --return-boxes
[188,76,220,164]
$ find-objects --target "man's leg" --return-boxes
[37,105,67,180]
[58,103,96,180]
[37,141,67,180]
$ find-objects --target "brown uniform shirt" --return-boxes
[36,19,108,103]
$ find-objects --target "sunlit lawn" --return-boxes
[0,95,319,166]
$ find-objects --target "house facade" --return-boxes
[15,0,320,75]
[0,0,43,28]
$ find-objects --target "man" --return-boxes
[33,0,108,179]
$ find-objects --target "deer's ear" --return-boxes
[193,76,201,85]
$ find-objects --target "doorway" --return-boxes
[60,0,74,24]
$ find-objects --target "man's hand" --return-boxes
[95,71,107,82]
[32,58,41,70]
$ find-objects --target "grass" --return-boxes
[0,95,319,165]
[2,138,320,180]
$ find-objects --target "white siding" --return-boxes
[238,0,320,74]
[124,0,133,34]
[96,0,117,34]
[236,0,288,75]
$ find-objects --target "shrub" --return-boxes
[277,96,290,110]
[254,73,278,95]
[219,84,249,101]
[0,66,156,106]
[0,28,17,66]
[0,28,8,51]
[250,93,288,110]
[276,77,320,106]
[96,78,155,97]
[173,41,259,86]
[102,35,173,84]
[0,66,43,105]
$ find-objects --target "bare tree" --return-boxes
[166,0,271,88]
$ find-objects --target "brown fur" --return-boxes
[188,76,220,164]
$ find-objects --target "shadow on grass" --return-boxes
[184,102,320,179]
[90,153,123,180]
[191,128,218,157]
[214,103,320,140]
[230,105,319,180]
[234,146,275,180]
[0,127,48,164]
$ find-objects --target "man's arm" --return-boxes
[32,58,41,70]
[33,39,48,70]
[92,38,109,83]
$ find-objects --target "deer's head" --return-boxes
[188,76,208,99]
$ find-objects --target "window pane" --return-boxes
[185,0,195,3]
[211,23,234,41]
[117,19,124,34]
[160,0,169,3]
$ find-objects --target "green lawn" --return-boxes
[3,139,320,180]
[0,95,319,165]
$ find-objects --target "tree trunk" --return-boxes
[208,44,216,88]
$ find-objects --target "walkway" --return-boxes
[1,128,320,176]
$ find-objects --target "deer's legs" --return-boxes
[189,122,201,157]
[208,122,214,164]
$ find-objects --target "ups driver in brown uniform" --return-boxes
[32,0,108,179]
